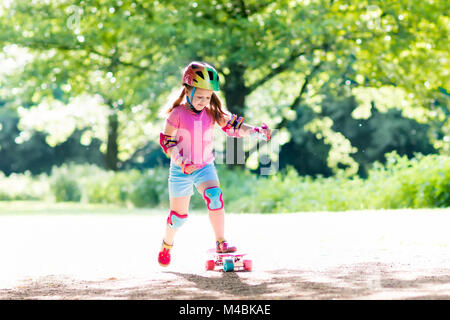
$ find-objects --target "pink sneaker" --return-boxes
[158,241,173,267]
[216,238,237,253]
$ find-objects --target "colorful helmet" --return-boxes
[182,61,220,91]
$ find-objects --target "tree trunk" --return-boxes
[223,63,248,115]
[105,111,119,171]
[223,63,248,168]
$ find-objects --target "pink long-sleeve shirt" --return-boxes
[165,104,216,166]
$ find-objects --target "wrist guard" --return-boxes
[221,114,244,137]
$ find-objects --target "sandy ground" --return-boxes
[0,209,449,300]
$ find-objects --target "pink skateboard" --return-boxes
[205,248,252,272]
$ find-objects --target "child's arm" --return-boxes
[159,123,185,166]
[219,113,271,141]
[159,123,199,174]
[159,122,179,159]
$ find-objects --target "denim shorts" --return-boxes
[168,162,220,198]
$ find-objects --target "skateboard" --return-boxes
[205,248,252,272]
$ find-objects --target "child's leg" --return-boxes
[197,180,236,253]
[163,195,191,245]
[158,195,191,267]
[196,180,225,240]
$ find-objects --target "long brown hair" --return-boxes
[167,84,227,124]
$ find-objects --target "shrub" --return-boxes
[369,152,450,209]
[0,152,448,212]
[127,167,169,208]
[49,164,170,208]
[225,152,449,213]
[50,165,82,202]
[0,171,49,201]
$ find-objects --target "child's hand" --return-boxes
[251,123,271,141]
[183,164,199,174]
[177,156,202,174]
[260,123,271,141]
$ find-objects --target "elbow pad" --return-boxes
[221,114,244,137]
[159,132,178,156]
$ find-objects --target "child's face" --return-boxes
[188,87,213,111]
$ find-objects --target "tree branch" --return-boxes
[276,60,324,130]
[247,48,307,93]
[243,58,325,165]
[244,51,329,166]
[238,0,249,18]
[14,38,148,71]
[247,42,330,94]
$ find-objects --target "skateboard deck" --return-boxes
[205,248,252,272]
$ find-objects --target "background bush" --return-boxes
[0,171,49,201]
[0,152,448,212]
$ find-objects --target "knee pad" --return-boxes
[167,210,188,229]
[203,186,224,211]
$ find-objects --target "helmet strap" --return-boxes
[186,87,201,114]
[190,87,196,105]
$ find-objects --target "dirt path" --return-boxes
[1,209,449,299]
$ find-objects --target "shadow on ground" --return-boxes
[1,263,449,300]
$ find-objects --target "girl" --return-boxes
[158,61,271,267]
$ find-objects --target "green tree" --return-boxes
[0,106,103,175]
[0,0,184,170]
[167,0,449,170]
[1,0,448,173]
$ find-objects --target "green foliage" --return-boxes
[215,165,259,210]
[81,167,132,205]
[126,168,170,208]
[0,0,185,169]
[50,164,171,207]
[0,171,48,201]
[0,107,104,175]
[0,153,447,212]
[370,152,450,209]
[279,104,333,176]
[232,152,449,213]
[280,92,438,178]
[1,0,448,174]
[322,93,436,176]
[50,165,82,202]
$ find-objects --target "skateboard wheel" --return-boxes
[206,260,215,271]
[243,259,252,271]
[223,259,234,272]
